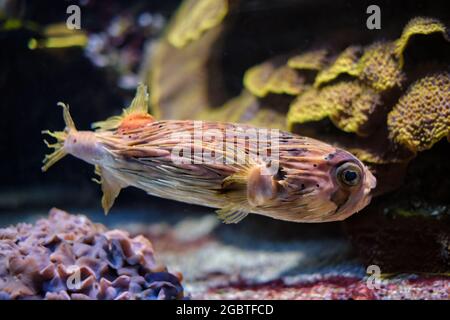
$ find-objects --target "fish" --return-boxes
[42,84,376,224]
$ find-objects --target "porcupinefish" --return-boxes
[42,85,376,223]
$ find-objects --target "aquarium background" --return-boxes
[1,0,449,299]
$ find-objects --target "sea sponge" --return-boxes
[395,17,449,67]
[0,208,185,300]
[314,46,362,87]
[355,42,404,91]
[167,0,228,48]
[244,59,306,97]
[388,72,450,152]
[288,81,381,136]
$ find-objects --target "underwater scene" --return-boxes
[1,0,449,301]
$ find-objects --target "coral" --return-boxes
[244,59,306,97]
[314,46,362,87]
[288,87,328,125]
[388,72,450,152]
[245,50,330,98]
[0,208,185,300]
[328,82,382,135]
[315,42,404,92]
[288,81,381,136]
[287,17,449,164]
[199,90,289,130]
[198,90,256,123]
[395,17,449,67]
[246,105,288,129]
[287,49,328,71]
[167,0,228,48]
[355,42,404,91]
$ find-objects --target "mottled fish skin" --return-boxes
[42,85,376,224]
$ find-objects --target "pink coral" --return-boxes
[0,208,185,300]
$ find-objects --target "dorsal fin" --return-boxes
[92,84,155,132]
[127,82,150,114]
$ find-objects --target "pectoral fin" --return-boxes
[216,205,249,224]
[247,166,278,207]
[223,164,279,208]
[94,166,127,214]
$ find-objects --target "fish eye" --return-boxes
[336,162,362,187]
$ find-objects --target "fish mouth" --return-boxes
[366,169,377,191]
[353,168,377,213]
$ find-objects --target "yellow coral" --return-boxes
[315,43,403,91]
[314,46,361,87]
[247,108,288,130]
[288,81,381,136]
[199,90,288,130]
[395,17,449,67]
[244,61,306,97]
[287,87,329,127]
[327,82,381,135]
[287,49,328,70]
[168,0,228,48]
[198,90,256,124]
[245,50,333,98]
[355,42,404,91]
[388,72,450,152]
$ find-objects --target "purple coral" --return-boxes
[0,208,185,300]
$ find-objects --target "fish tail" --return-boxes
[41,102,77,172]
